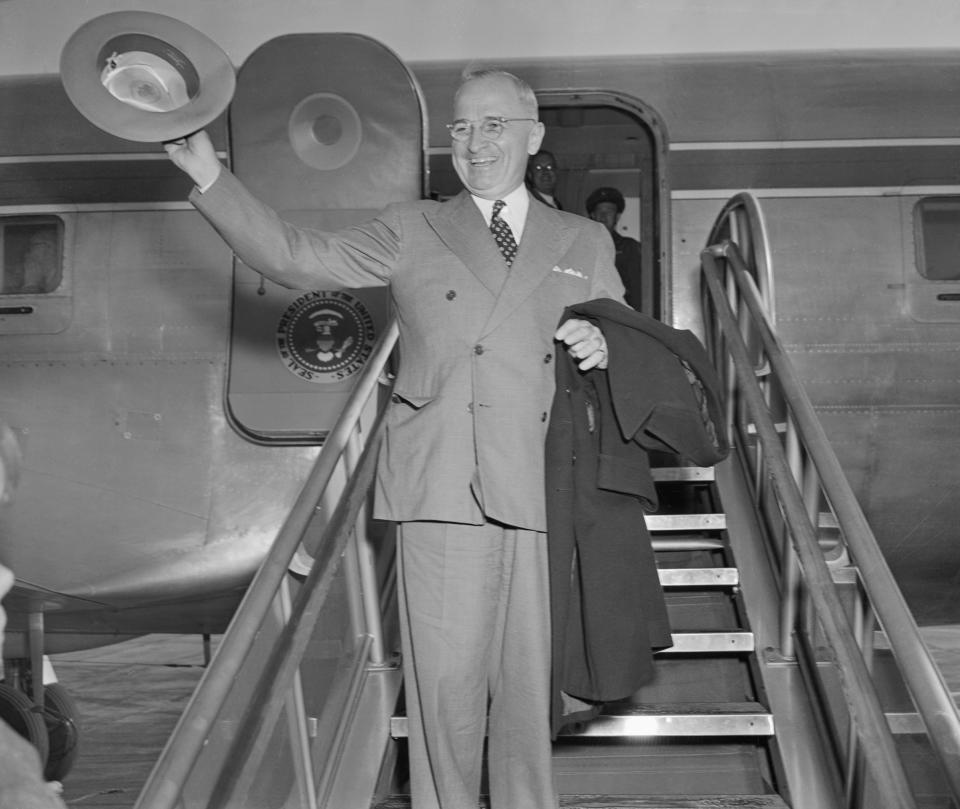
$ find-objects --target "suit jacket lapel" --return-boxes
[423,191,577,334]
[483,197,576,334]
[423,190,507,296]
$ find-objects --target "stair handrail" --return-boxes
[702,239,960,804]
[134,317,400,809]
[203,387,391,809]
[705,191,776,322]
[702,243,914,808]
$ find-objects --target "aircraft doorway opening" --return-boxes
[538,98,666,321]
[429,92,668,321]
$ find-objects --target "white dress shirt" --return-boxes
[471,185,530,243]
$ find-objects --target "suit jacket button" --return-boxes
[446,290,457,300]
[474,344,484,355]
[541,412,547,422]
[391,393,401,403]
[467,402,474,413]
[544,353,552,363]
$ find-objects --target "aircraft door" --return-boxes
[226,34,424,442]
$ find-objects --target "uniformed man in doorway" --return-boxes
[587,186,644,311]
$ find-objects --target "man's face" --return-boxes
[452,75,544,200]
[529,151,557,194]
[590,201,620,233]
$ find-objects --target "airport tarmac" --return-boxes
[51,634,218,808]
[48,628,960,808]
[918,625,960,697]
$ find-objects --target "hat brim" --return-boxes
[60,11,235,143]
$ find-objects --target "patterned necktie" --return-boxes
[490,199,518,267]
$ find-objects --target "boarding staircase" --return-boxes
[130,193,960,809]
[550,465,787,807]
[381,460,790,809]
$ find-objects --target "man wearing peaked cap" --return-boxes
[585,186,625,215]
[586,187,645,312]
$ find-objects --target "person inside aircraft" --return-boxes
[165,67,620,809]
[19,231,58,294]
[0,419,68,809]
[2,226,60,295]
[526,148,563,209]
[586,186,643,311]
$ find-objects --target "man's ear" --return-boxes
[527,121,545,155]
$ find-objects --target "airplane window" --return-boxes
[914,197,960,281]
[1,217,64,295]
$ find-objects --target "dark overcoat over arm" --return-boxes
[546,298,728,734]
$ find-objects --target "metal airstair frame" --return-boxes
[385,464,793,809]
[130,191,960,809]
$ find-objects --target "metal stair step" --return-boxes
[646,513,726,532]
[660,631,754,654]
[651,466,716,483]
[652,537,726,552]
[557,797,790,809]
[374,794,791,808]
[658,567,738,587]
[886,711,929,734]
[391,702,774,740]
[560,702,775,738]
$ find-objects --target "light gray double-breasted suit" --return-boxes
[193,171,624,528]
[191,169,626,809]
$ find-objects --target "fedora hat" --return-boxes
[60,11,235,143]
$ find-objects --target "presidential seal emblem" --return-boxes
[276,290,376,383]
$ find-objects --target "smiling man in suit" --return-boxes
[166,67,625,809]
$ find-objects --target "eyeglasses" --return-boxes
[446,116,538,142]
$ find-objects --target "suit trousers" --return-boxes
[397,521,557,809]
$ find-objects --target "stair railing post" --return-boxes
[779,412,803,659]
[801,454,821,635]
[345,419,387,667]
[724,257,739,437]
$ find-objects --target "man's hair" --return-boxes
[456,66,539,118]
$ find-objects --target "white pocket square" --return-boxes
[552,265,587,279]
